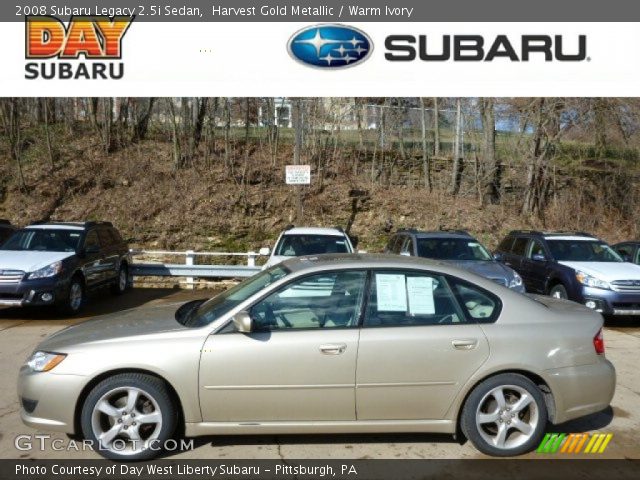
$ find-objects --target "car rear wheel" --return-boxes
[80,373,177,461]
[110,264,129,295]
[57,276,84,316]
[549,284,568,299]
[461,373,548,457]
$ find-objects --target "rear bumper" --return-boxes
[579,287,640,315]
[545,358,616,424]
[0,276,68,307]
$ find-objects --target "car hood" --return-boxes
[0,250,74,273]
[37,302,189,352]
[558,261,640,281]
[442,260,512,281]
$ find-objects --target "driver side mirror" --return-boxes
[259,247,270,256]
[532,253,546,262]
[622,254,631,262]
[232,311,253,333]
[493,253,503,262]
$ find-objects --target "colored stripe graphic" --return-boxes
[537,433,612,454]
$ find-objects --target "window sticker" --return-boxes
[376,273,407,312]
[407,276,435,315]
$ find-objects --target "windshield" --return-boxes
[0,229,82,252]
[275,234,350,256]
[417,238,493,261]
[184,266,289,327]
[546,240,623,262]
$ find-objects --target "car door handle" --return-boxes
[319,343,347,355]
[452,339,478,350]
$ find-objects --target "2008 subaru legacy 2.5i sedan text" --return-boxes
[18,254,615,460]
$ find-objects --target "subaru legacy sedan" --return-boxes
[18,254,615,460]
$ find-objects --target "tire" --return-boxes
[549,284,568,300]
[80,373,177,461]
[110,264,129,295]
[57,276,84,316]
[460,373,548,457]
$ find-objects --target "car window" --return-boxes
[385,236,397,253]
[635,248,640,265]
[388,235,403,254]
[84,230,101,250]
[0,229,81,252]
[400,237,413,255]
[275,234,349,256]
[364,270,467,327]
[108,228,124,244]
[416,238,493,261]
[189,266,290,327]
[527,240,546,259]
[546,240,623,262]
[451,280,501,323]
[0,228,13,244]
[250,270,366,331]
[511,237,529,256]
[615,244,633,260]
[97,229,113,248]
[497,237,514,252]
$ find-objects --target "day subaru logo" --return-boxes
[288,24,373,69]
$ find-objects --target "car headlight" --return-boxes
[575,271,611,290]
[509,271,523,289]
[28,261,62,279]
[25,351,66,372]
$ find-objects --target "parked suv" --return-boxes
[0,220,16,245]
[495,230,640,315]
[0,221,131,315]
[261,226,355,269]
[385,229,525,292]
[612,241,640,265]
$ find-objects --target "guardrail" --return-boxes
[129,249,264,287]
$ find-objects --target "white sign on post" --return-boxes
[285,165,311,185]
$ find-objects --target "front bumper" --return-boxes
[579,286,640,315]
[0,276,68,307]
[545,357,616,424]
[17,364,87,434]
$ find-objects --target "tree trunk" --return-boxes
[420,97,432,191]
[433,97,440,156]
[450,99,463,196]
[480,98,500,204]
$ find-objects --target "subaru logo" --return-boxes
[288,24,373,69]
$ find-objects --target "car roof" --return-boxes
[281,253,448,273]
[282,227,346,236]
[542,235,599,241]
[26,223,87,231]
[397,230,474,240]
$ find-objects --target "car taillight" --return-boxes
[593,328,605,355]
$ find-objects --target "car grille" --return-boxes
[490,278,508,287]
[611,280,640,293]
[0,270,24,284]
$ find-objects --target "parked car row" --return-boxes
[0,221,131,315]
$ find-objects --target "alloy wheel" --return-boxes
[90,387,163,455]
[475,384,540,450]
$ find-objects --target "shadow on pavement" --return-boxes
[0,287,202,322]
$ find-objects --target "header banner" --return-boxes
[5,0,640,22]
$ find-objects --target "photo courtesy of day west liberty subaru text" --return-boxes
[24,15,134,80]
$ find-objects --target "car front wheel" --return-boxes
[58,276,84,316]
[461,373,548,457]
[111,264,129,295]
[549,284,568,299]
[80,373,177,461]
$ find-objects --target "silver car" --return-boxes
[18,254,615,460]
